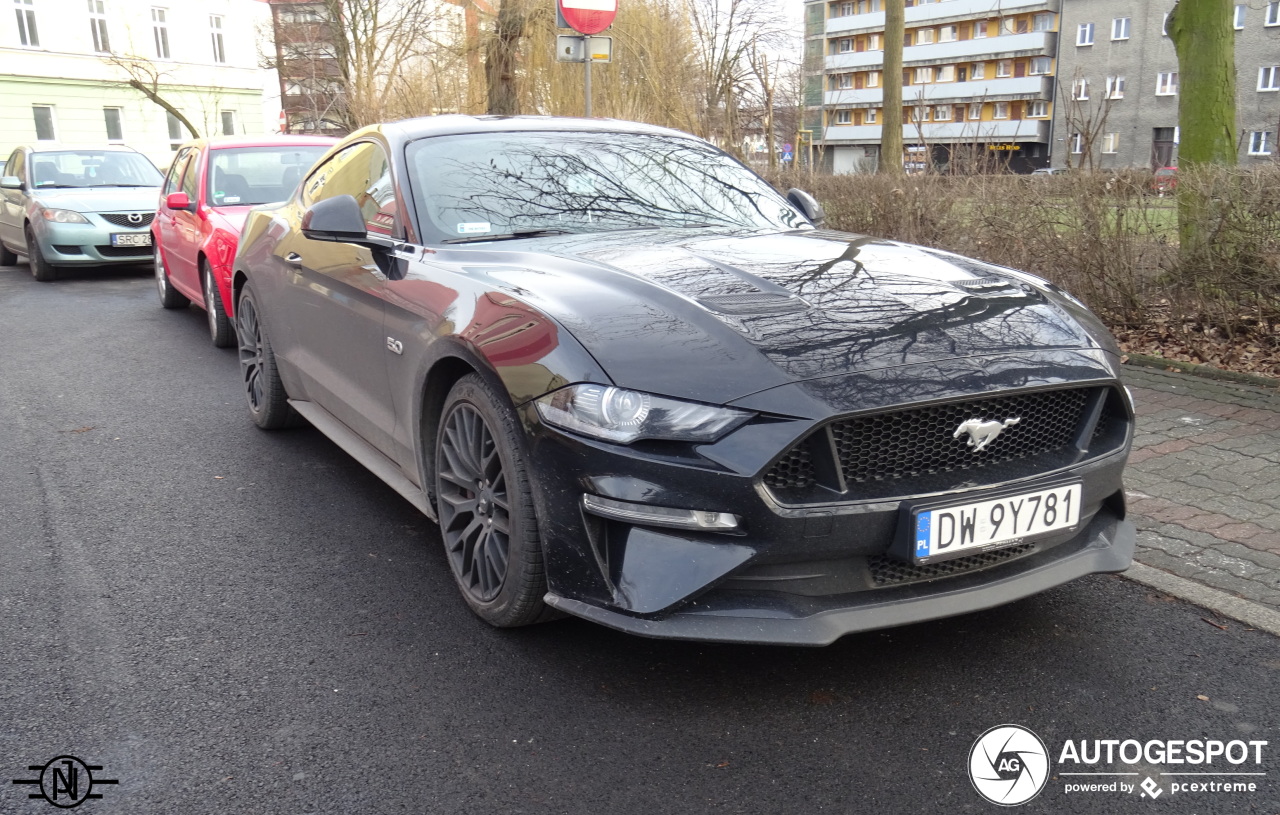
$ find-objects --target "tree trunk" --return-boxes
[1167,0,1236,167]
[880,0,904,174]
[486,0,526,115]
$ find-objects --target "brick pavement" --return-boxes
[1120,364,1280,613]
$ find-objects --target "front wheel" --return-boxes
[203,261,235,347]
[155,247,189,308]
[26,226,56,282]
[236,283,297,430]
[435,374,555,628]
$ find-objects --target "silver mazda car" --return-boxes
[0,145,163,280]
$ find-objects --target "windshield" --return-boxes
[405,131,811,243]
[30,150,163,188]
[208,145,331,207]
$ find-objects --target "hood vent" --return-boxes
[954,276,1015,292]
[698,291,809,315]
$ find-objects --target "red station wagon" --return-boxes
[153,136,337,346]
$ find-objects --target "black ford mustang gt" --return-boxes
[232,116,1135,646]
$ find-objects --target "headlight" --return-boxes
[40,208,90,224]
[535,384,752,444]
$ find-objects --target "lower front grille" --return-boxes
[867,543,1035,587]
[764,385,1127,504]
[96,245,153,257]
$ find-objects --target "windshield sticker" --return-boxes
[222,195,241,204]
[456,222,491,235]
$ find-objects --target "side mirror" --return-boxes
[165,191,193,211]
[786,188,826,228]
[1,176,22,190]
[302,194,394,249]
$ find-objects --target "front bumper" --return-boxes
[521,350,1135,646]
[34,217,153,266]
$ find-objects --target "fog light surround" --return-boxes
[582,494,740,532]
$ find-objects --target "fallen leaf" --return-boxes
[1196,694,1210,701]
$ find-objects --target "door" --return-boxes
[0,150,27,252]
[282,141,399,454]
[169,148,204,294]
[156,147,192,282]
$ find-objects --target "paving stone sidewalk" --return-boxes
[1120,364,1280,617]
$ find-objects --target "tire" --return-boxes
[236,283,297,430]
[202,261,235,348]
[0,239,16,266]
[435,374,556,628]
[25,226,56,282]
[155,247,189,309]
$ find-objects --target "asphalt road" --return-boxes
[1,263,1277,815]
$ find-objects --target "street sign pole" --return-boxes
[557,0,617,118]
[584,52,592,117]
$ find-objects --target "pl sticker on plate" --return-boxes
[456,222,491,235]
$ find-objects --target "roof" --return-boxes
[180,135,341,151]
[368,115,697,145]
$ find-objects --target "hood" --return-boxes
[33,186,160,213]
[445,229,1113,406]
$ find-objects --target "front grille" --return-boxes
[867,543,1035,587]
[100,212,155,228]
[764,386,1125,502]
[96,245,153,257]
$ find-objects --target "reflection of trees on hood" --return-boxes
[420,134,806,234]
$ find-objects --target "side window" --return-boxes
[8,150,27,184]
[163,148,190,195]
[181,150,201,201]
[301,142,398,237]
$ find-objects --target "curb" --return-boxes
[1124,353,1279,390]
[1122,562,1280,637]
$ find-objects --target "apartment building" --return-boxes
[805,0,1061,173]
[1,0,278,167]
[1053,0,1280,169]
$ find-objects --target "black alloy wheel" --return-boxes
[236,285,295,429]
[436,374,555,627]
[25,226,56,282]
[203,261,235,347]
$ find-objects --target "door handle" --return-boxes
[284,252,303,265]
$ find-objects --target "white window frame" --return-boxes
[867,32,882,50]
[838,1,854,17]
[1162,13,1169,35]
[1111,17,1131,40]
[1073,78,1090,100]
[995,60,1012,78]
[1156,72,1179,95]
[993,102,1010,119]
[1033,13,1053,32]
[933,105,952,121]
[864,108,877,124]
[970,62,985,79]
[1267,2,1280,26]
[1070,132,1083,154]
[836,73,853,90]
[220,109,236,136]
[89,0,109,52]
[1102,132,1120,154]
[15,0,38,47]
[166,110,185,148]
[968,102,982,120]
[973,19,987,38]
[1234,4,1246,29]
[935,65,955,82]
[1028,100,1049,117]
[866,70,880,87]
[1259,66,1280,91]
[837,38,853,53]
[32,104,56,141]
[1106,76,1126,99]
[1029,57,1051,76]
[834,109,852,125]
[914,66,934,84]
[1077,22,1094,46]
[1248,130,1272,155]
[152,7,169,59]
[210,14,225,64]
[915,28,935,45]
[938,25,957,42]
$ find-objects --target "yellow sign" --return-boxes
[987,143,1019,151]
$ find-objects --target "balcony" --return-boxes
[824,31,1056,72]
[825,0,1051,35]
[822,119,1050,144]
[824,76,1053,106]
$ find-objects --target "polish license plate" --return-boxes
[912,483,1081,563]
[111,232,152,247]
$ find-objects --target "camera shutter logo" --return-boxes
[969,725,1050,806]
[11,755,118,808]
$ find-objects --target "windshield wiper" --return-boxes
[441,228,574,244]
[33,184,78,189]
[85,183,154,188]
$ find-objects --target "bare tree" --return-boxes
[105,55,202,138]
[485,0,529,114]
[1058,72,1117,171]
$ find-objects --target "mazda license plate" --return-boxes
[111,233,152,247]
[912,483,1081,563]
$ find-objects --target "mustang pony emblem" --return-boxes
[954,417,1021,452]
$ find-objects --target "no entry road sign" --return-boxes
[558,0,617,35]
